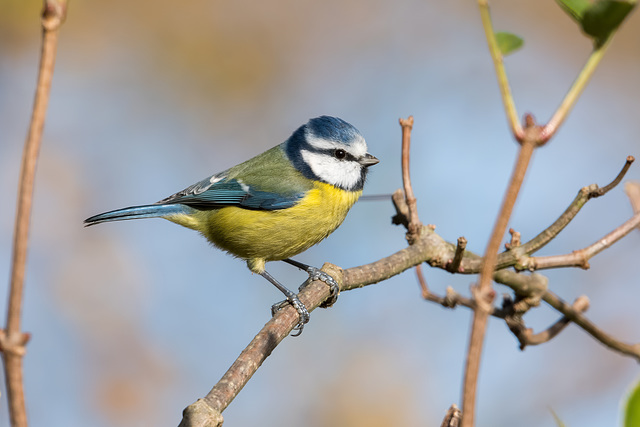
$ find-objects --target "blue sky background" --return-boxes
[1,1,639,426]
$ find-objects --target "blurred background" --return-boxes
[1,1,639,426]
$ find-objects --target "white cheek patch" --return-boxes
[301,149,361,190]
[305,134,368,159]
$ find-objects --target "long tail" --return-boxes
[84,204,190,226]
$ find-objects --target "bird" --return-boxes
[84,116,379,334]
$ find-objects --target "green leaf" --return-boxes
[556,0,593,22]
[624,378,640,427]
[582,0,637,46]
[495,32,524,56]
[556,0,637,46]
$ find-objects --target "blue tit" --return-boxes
[85,116,378,333]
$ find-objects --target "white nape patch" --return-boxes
[305,134,368,158]
[301,149,362,190]
[237,179,250,193]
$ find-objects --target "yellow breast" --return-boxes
[167,182,361,268]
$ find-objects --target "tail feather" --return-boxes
[84,204,189,226]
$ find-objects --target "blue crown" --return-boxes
[305,116,363,145]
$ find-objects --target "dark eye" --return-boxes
[334,149,346,159]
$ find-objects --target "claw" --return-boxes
[262,269,310,336]
[283,259,340,308]
[302,266,340,308]
[271,294,310,336]
[266,260,341,336]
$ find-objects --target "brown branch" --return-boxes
[179,233,471,426]
[180,263,346,427]
[594,155,634,196]
[417,267,638,361]
[180,155,640,425]
[515,156,634,260]
[624,181,640,216]
[505,296,590,350]
[419,272,590,354]
[461,115,542,427]
[180,225,471,426]
[415,263,430,298]
[0,2,67,427]
[392,194,640,360]
[542,291,640,360]
[399,116,422,242]
[422,285,509,319]
[505,228,520,249]
[392,184,640,360]
[391,189,410,228]
[443,154,636,274]
[507,185,597,265]
[523,296,590,346]
[416,264,506,319]
[495,269,640,360]
[446,237,467,273]
[179,219,640,425]
[524,208,640,270]
[399,116,428,308]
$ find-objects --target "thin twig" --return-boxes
[625,181,640,216]
[511,155,634,264]
[524,297,590,346]
[505,228,520,249]
[399,116,422,241]
[593,155,634,196]
[461,117,540,427]
[415,263,430,298]
[1,2,66,427]
[542,291,640,360]
[452,155,635,273]
[506,296,590,350]
[418,269,632,360]
[391,189,410,228]
[399,115,428,297]
[418,261,507,321]
[446,237,467,273]
[477,0,523,140]
[422,286,509,319]
[541,36,615,142]
[391,171,640,281]
[525,208,640,270]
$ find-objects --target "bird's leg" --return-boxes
[260,270,309,336]
[283,259,340,308]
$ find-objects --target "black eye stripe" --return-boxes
[342,152,357,162]
[314,148,357,161]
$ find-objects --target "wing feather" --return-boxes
[157,173,302,211]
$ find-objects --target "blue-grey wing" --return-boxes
[157,173,302,211]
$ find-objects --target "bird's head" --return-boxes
[285,116,379,192]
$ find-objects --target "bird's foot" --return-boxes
[271,294,310,337]
[301,267,340,308]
